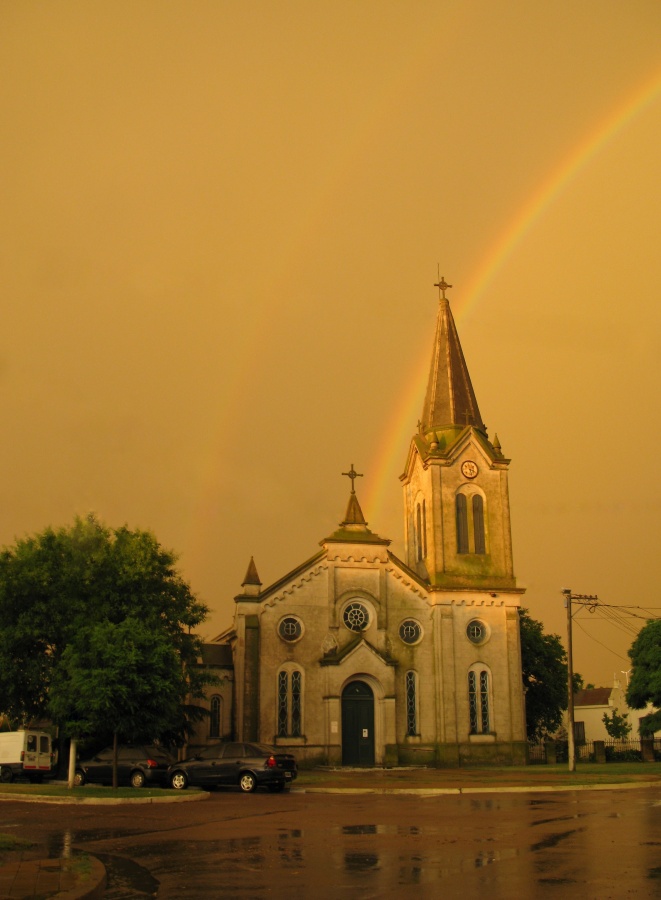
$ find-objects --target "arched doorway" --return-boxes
[342,680,375,765]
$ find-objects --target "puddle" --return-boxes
[533,813,584,826]
[530,828,583,852]
[48,827,144,856]
[94,852,159,899]
[344,851,379,872]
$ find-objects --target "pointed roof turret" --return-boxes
[239,556,262,597]
[342,491,367,526]
[421,277,484,432]
[242,556,261,586]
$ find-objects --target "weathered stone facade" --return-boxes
[193,288,528,766]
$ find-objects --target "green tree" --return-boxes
[519,608,569,742]
[602,709,632,740]
[626,619,661,736]
[0,516,213,783]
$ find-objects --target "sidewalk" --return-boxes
[292,762,661,794]
[0,855,106,900]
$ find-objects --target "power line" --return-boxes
[573,618,630,662]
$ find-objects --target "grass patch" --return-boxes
[0,782,204,799]
[0,833,34,851]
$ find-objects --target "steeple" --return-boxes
[421,279,484,433]
[401,279,516,589]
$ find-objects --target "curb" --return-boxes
[292,780,661,795]
[0,790,209,805]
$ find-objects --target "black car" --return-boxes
[74,745,173,788]
[168,742,298,792]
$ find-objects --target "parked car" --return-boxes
[74,745,174,788]
[168,742,297,792]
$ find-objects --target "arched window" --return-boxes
[405,671,418,736]
[456,494,469,553]
[277,669,303,737]
[456,490,487,555]
[473,495,485,554]
[209,695,221,739]
[468,667,491,734]
[415,499,428,562]
[422,500,427,558]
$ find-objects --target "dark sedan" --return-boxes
[168,742,297,792]
[74,745,173,788]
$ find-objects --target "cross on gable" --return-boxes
[342,464,363,494]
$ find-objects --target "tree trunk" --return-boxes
[112,731,118,790]
[67,738,77,789]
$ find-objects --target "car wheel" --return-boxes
[239,772,257,793]
[130,770,146,788]
[73,770,85,787]
[0,766,13,784]
[267,782,285,793]
[170,770,188,790]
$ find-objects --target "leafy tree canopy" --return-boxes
[519,608,569,742]
[602,709,632,740]
[626,619,661,736]
[0,516,213,746]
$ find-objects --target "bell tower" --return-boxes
[401,279,516,590]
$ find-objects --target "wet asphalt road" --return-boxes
[1,787,660,898]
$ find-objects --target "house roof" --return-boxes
[200,643,233,668]
[574,687,612,707]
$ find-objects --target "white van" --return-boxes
[0,730,53,782]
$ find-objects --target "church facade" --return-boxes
[196,284,528,766]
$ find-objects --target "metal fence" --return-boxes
[528,738,661,764]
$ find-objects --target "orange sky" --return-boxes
[1,2,660,685]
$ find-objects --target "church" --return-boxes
[196,281,528,766]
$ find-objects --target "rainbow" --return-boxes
[364,64,661,525]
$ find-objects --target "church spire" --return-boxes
[242,556,262,587]
[421,278,484,432]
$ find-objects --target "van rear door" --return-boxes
[22,733,51,774]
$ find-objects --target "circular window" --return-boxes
[399,619,422,645]
[278,616,303,642]
[343,602,370,633]
[466,620,488,644]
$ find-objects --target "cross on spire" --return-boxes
[434,266,452,300]
[342,463,363,494]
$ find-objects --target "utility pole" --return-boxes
[562,588,599,773]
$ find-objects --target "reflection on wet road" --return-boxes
[4,788,660,897]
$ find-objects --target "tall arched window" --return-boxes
[456,494,469,553]
[473,495,485,554]
[468,667,491,734]
[277,669,303,737]
[209,695,221,739]
[415,500,428,561]
[456,490,487,554]
[405,671,418,736]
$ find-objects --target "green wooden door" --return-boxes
[342,681,375,766]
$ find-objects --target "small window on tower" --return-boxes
[278,616,303,643]
[466,619,489,644]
